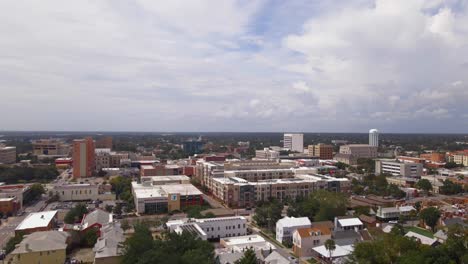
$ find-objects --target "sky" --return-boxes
[1,0,468,133]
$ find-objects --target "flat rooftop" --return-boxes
[132,182,202,199]
[16,210,57,231]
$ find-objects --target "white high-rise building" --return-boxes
[369,129,379,147]
[283,133,304,152]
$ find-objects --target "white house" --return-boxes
[334,217,363,231]
[276,216,311,244]
[167,216,247,240]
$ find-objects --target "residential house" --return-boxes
[293,225,332,257]
[276,216,311,244]
[10,231,69,264]
[93,222,125,264]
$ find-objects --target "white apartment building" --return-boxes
[284,133,304,153]
[224,168,295,182]
[255,148,280,160]
[276,216,311,243]
[375,159,422,178]
[53,184,99,201]
[166,216,247,240]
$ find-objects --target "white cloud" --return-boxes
[0,0,467,132]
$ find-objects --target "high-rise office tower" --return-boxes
[72,137,95,178]
[369,129,379,147]
[283,133,304,152]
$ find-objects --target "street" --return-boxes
[0,196,47,249]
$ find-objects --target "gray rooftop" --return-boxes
[12,231,69,254]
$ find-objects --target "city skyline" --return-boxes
[1,0,468,133]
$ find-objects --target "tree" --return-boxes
[81,228,99,247]
[3,233,23,254]
[335,162,348,170]
[324,239,336,260]
[235,248,258,264]
[415,179,433,194]
[122,224,154,264]
[105,204,113,213]
[444,162,460,169]
[113,203,122,215]
[121,219,131,231]
[253,199,283,230]
[64,203,89,224]
[23,183,45,204]
[122,225,215,264]
[439,180,463,195]
[419,207,441,232]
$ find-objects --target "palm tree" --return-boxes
[324,239,336,262]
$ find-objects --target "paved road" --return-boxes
[0,196,47,249]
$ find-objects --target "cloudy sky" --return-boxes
[1,0,468,133]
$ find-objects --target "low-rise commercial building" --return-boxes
[10,231,69,264]
[0,145,16,164]
[308,144,334,159]
[132,180,203,214]
[255,148,280,160]
[0,197,20,216]
[32,139,70,159]
[15,210,58,235]
[166,216,247,240]
[339,144,377,159]
[53,184,99,201]
[276,216,311,244]
[375,159,423,178]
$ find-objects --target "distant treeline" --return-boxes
[0,166,59,184]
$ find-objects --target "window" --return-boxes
[238,224,240,228]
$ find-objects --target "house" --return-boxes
[312,244,354,262]
[358,215,377,228]
[15,210,58,235]
[166,216,247,240]
[276,216,311,244]
[80,209,113,235]
[376,207,400,221]
[293,225,332,257]
[10,231,69,264]
[334,217,363,231]
[264,251,294,264]
[434,230,448,243]
[332,229,372,246]
[405,231,439,247]
[93,222,125,264]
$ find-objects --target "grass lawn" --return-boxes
[308,258,319,264]
[405,226,434,238]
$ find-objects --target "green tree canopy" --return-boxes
[419,207,441,232]
[122,224,215,264]
[235,248,258,264]
[415,179,433,193]
[64,203,89,224]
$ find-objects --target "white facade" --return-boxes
[276,216,311,243]
[284,133,304,153]
[167,216,247,240]
[334,217,363,231]
[369,129,379,147]
[255,148,280,160]
[375,159,423,178]
[54,184,99,201]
